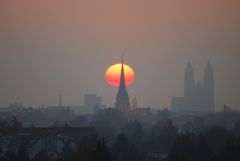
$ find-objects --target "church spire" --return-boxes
[184,59,195,97]
[119,54,127,90]
[115,55,130,113]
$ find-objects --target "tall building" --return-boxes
[171,61,215,113]
[203,61,215,111]
[84,94,102,113]
[115,57,130,113]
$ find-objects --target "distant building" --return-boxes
[171,61,214,113]
[115,57,130,113]
[0,127,97,159]
[131,106,153,117]
[84,94,102,113]
[132,97,138,110]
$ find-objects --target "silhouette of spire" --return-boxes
[119,54,127,91]
[204,60,214,80]
[184,59,194,97]
[204,60,215,111]
[115,55,130,113]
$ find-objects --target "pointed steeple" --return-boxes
[119,54,127,91]
[204,60,215,111]
[184,60,195,97]
[115,55,130,113]
[204,60,214,87]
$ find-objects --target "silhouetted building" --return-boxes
[84,94,102,113]
[132,97,138,110]
[115,57,130,113]
[171,61,214,112]
[131,106,153,117]
[0,127,97,159]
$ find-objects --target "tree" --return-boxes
[168,133,196,161]
[205,127,236,154]
[133,120,143,140]
[125,144,145,161]
[121,121,132,138]
[217,141,240,161]
[194,135,211,161]
[233,119,240,135]
[182,117,207,134]
[113,134,145,161]
[92,138,112,161]
[70,139,97,161]
[99,126,116,140]
[151,119,178,151]
[114,134,130,155]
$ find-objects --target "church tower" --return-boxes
[184,61,195,98]
[115,57,130,113]
[204,61,215,111]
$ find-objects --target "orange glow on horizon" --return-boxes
[105,63,135,87]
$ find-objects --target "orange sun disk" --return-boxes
[105,63,135,87]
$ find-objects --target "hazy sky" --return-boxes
[0,0,240,110]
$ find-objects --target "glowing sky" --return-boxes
[0,0,240,110]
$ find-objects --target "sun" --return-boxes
[105,63,135,87]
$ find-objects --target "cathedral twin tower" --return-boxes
[172,61,215,113]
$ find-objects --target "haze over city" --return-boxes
[2,1,240,161]
[0,0,240,110]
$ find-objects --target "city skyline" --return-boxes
[1,1,240,161]
[0,55,238,111]
[0,0,240,110]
